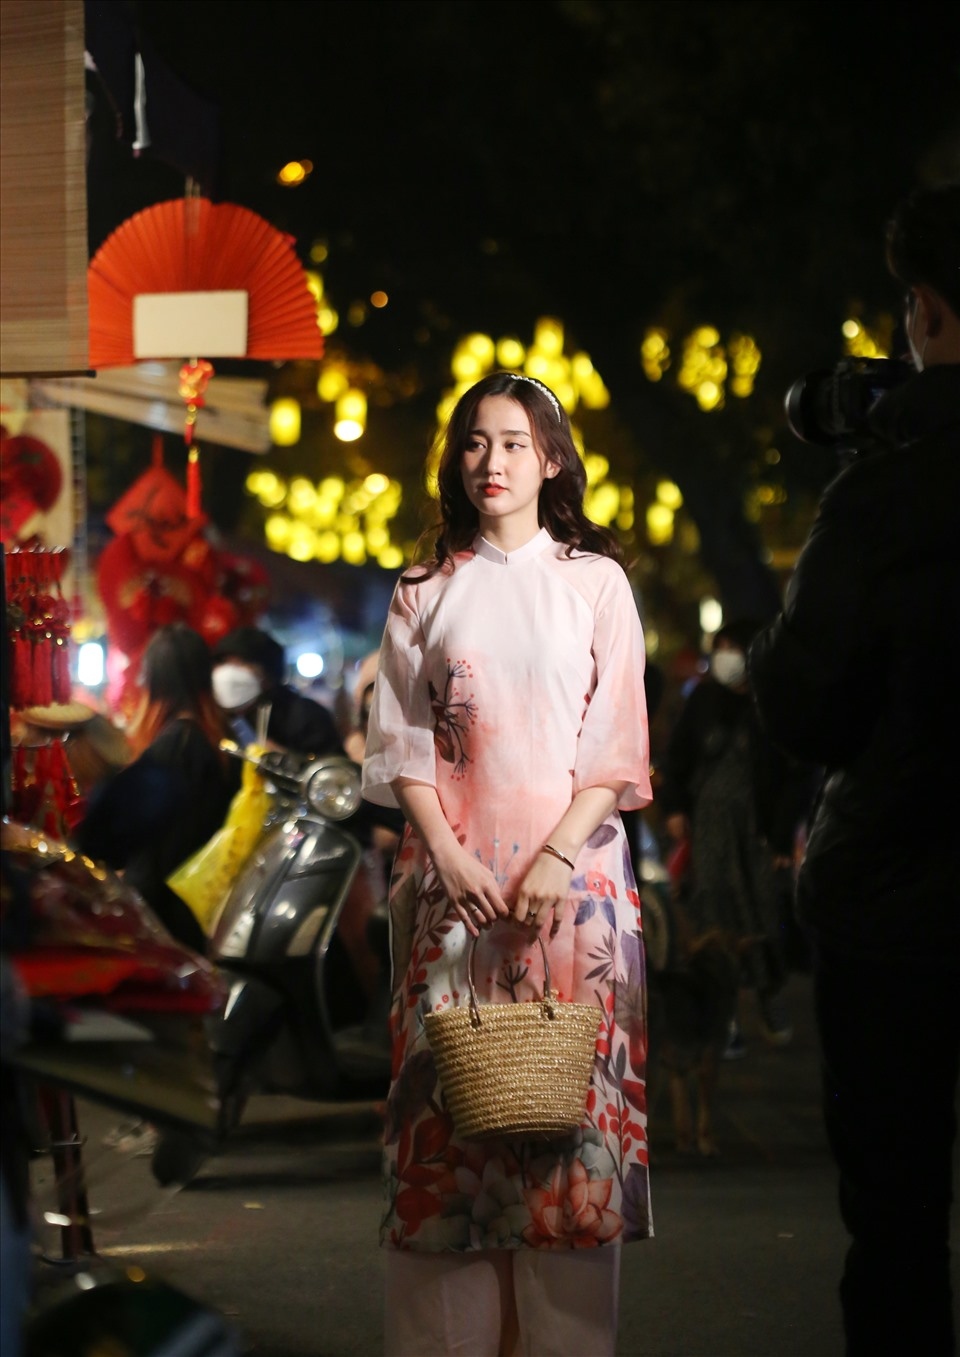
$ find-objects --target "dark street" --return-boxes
[29,969,956,1357]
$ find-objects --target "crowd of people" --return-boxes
[3,181,957,1357]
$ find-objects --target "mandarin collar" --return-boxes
[472,528,553,566]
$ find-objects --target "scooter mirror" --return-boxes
[302,757,363,820]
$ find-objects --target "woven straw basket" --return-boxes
[424,933,602,1140]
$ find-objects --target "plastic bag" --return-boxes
[167,747,270,933]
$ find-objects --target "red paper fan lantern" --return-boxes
[88,198,324,369]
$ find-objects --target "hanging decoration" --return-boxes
[85,196,320,669]
[97,434,271,714]
[4,547,73,709]
[4,545,81,838]
[105,436,204,563]
[87,196,324,525]
[87,198,324,369]
[178,358,214,518]
[0,433,64,540]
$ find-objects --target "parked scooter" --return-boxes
[151,742,393,1187]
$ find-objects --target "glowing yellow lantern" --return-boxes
[334,388,366,442]
[287,523,317,561]
[315,530,341,563]
[269,398,301,447]
[287,477,317,515]
[451,349,483,382]
[695,381,723,412]
[466,333,495,366]
[646,503,675,545]
[342,531,367,565]
[534,317,564,358]
[265,514,293,550]
[318,368,349,403]
[378,545,404,570]
[497,337,525,368]
[319,475,345,502]
[656,480,683,510]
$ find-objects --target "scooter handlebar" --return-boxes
[219,740,362,821]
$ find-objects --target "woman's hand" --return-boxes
[512,852,574,938]
[432,842,509,938]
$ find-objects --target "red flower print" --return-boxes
[522,1159,622,1248]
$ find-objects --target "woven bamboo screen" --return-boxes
[0,0,88,377]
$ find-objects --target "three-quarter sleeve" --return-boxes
[362,579,437,808]
[572,565,652,811]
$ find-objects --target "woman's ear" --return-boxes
[544,460,561,479]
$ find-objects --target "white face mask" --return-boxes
[212,664,263,712]
[710,649,747,688]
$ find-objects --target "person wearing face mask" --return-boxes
[212,626,395,1005]
[749,184,960,1356]
[659,619,816,1052]
[210,626,344,758]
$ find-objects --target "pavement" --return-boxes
[24,970,960,1357]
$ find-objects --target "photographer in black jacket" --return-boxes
[749,183,960,1356]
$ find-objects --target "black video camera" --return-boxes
[785,356,912,448]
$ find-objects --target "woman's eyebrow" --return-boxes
[467,426,531,437]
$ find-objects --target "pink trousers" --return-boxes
[384,1246,621,1357]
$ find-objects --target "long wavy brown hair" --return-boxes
[129,622,232,760]
[405,372,624,581]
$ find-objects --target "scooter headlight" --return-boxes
[303,758,362,820]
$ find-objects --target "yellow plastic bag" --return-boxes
[167,746,271,933]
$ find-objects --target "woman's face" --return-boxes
[460,395,558,536]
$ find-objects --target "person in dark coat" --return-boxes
[749,183,960,1356]
[659,619,815,1049]
[75,623,238,955]
[210,626,344,756]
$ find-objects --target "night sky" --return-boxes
[81,0,960,633]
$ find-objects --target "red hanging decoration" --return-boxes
[4,546,73,710]
[179,360,213,521]
[186,447,202,520]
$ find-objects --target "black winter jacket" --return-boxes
[749,364,960,965]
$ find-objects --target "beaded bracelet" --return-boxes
[540,843,576,871]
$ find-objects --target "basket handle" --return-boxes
[467,931,555,1027]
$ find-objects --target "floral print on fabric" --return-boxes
[380,826,651,1252]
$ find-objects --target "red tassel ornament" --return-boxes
[186,446,203,520]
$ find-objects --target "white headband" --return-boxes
[508,374,563,422]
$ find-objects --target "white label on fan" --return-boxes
[132,290,249,358]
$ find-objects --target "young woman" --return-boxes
[362,372,653,1357]
[75,622,239,955]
